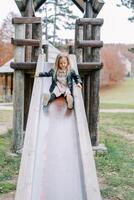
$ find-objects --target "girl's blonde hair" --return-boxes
[54,53,71,71]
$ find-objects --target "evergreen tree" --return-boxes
[118,0,134,53]
[38,0,78,45]
[1,12,17,42]
[118,0,134,21]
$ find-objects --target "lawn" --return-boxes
[0,112,133,199]
[0,131,20,195]
[96,113,134,200]
[0,79,134,199]
[100,78,134,109]
[0,110,20,196]
[0,110,13,124]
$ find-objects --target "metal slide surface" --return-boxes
[15,54,102,200]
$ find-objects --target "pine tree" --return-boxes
[1,12,17,42]
[118,0,134,21]
[118,0,134,53]
[38,0,78,45]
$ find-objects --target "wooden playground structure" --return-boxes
[11,0,104,199]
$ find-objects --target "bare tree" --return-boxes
[38,0,78,45]
[0,12,17,42]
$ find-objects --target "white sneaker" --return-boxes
[42,93,50,107]
[66,95,73,109]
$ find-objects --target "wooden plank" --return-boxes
[78,62,103,71]
[11,38,40,46]
[76,18,104,26]
[70,54,102,200]
[15,54,46,200]
[76,40,103,48]
[12,17,41,24]
[10,62,36,70]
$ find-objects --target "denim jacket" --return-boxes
[39,69,82,94]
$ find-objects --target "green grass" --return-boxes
[0,110,13,123]
[0,131,21,194]
[100,103,134,109]
[0,182,16,194]
[96,113,134,200]
[100,78,134,109]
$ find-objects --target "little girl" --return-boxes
[38,53,82,109]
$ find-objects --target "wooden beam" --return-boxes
[34,0,46,11]
[12,17,41,24]
[11,38,40,46]
[71,0,84,12]
[76,40,103,48]
[92,0,104,16]
[15,0,26,11]
[10,62,36,70]
[78,62,103,71]
[76,18,104,26]
[33,0,84,12]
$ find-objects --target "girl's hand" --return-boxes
[34,73,39,78]
[77,83,82,88]
[34,72,44,77]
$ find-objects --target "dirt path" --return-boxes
[100,109,134,113]
[0,123,12,135]
[0,192,15,200]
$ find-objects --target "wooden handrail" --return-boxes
[76,18,104,26]
[76,40,103,48]
[12,17,41,24]
[10,62,36,70]
[11,38,40,47]
[78,62,103,71]
[70,54,102,200]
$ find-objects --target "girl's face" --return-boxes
[58,57,68,70]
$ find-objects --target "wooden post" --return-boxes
[24,74,34,130]
[25,0,33,61]
[90,25,101,145]
[13,23,25,152]
[4,75,8,102]
[83,0,93,141]
[81,0,102,145]
[75,24,83,63]
[32,23,42,61]
[10,74,13,101]
[23,0,34,131]
[42,44,48,62]
[69,45,75,54]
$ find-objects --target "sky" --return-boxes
[0,0,134,44]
